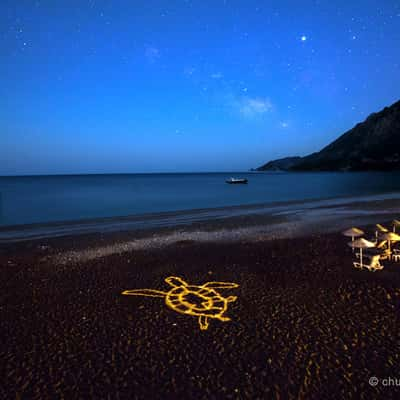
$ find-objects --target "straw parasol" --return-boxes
[378,231,400,258]
[375,224,389,241]
[342,227,364,240]
[348,238,375,268]
[392,219,400,233]
[342,227,364,252]
[376,224,388,232]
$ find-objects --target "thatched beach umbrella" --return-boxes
[348,238,375,268]
[375,224,389,241]
[342,227,364,252]
[378,232,400,258]
[392,219,400,233]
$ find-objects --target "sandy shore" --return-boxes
[2,216,400,398]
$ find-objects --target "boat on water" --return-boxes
[226,177,248,184]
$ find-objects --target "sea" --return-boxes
[1,172,400,240]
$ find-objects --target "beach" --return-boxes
[2,197,400,399]
[2,0,400,396]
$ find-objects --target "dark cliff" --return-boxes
[257,99,400,171]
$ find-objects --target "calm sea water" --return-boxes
[1,172,400,227]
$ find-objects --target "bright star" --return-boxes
[301,35,307,42]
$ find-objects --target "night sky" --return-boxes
[1,0,399,175]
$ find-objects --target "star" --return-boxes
[301,35,307,42]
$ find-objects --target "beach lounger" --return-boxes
[353,255,383,272]
[375,241,390,259]
[355,247,385,259]
[392,248,400,261]
[379,249,391,260]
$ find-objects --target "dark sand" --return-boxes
[2,224,400,399]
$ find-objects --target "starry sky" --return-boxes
[1,0,400,175]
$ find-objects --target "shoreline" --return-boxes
[1,191,400,244]
[0,192,399,268]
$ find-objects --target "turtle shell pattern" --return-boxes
[166,285,228,318]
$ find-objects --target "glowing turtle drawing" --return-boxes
[122,276,239,330]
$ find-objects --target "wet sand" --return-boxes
[1,220,400,399]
